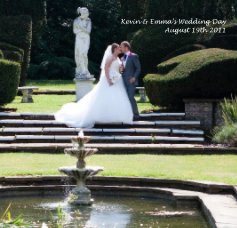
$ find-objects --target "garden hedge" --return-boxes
[0,50,3,59]
[0,42,24,55]
[2,51,23,63]
[0,59,21,106]
[0,0,46,36]
[131,25,205,78]
[144,48,237,108]
[0,15,32,86]
[144,0,235,20]
[163,44,206,61]
[0,42,24,63]
[28,57,75,80]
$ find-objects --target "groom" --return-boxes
[120,41,141,121]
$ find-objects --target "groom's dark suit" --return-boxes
[121,52,141,118]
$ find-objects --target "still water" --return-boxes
[0,195,209,228]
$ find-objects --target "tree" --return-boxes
[31,0,122,78]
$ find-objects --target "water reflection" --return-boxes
[0,195,208,228]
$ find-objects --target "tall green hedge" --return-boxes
[131,25,205,79]
[0,42,24,63]
[206,23,237,50]
[0,42,24,55]
[0,16,32,86]
[0,59,21,106]
[0,0,46,35]
[144,0,235,19]
[0,50,3,59]
[144,48,237,108]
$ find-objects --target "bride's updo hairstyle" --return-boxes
[111,43,119,53]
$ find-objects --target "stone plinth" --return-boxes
[136,87,147,102]
[74,77,95,101]
[184,99,224,132]
[18,86,39,103]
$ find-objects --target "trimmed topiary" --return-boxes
[0,49,3,59]
[163,44,206,61]
[0,59,21,106]
[0,15,32,86]
[144,48,237,108]
[2,50,23,63]
[0,0,46,36]
[131,25,206,78]
[206,23,237,50]
[0,42,24,63]
[0,42,24,56]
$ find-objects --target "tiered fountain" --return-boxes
[59,130,103,205]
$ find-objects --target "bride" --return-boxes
[54,43,133,128]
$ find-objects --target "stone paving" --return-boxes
[162,188,237,228]
[0,112,208,152]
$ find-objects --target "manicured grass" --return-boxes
[5,95,153,113]
[5,79,155,113]
[5,95,75,113]
[27,80,75,90]
[0,154,236,185]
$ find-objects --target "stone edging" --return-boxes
[0,143,236,154]
[0,176,237,228]
[0,176,235,195]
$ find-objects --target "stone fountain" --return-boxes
[59,130,103,205]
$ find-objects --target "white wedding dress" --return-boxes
[54,51,133,128]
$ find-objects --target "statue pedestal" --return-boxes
[74,77,95,101]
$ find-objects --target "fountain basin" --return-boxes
[0,192,208,228]
[0,176,235,227]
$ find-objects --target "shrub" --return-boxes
[0,42,23,64]
[213,97,237,146]
[0,0,46,36]
[213,124,237,146]
[163,44,206,61]
[0,50,3,59]
[0,42,24,63]
[144,0,235,20]
[131,25,206,78]
[0,59,21,106]
[28,57,75,80]
[206,23,237,50]
[0,42,24,56]
[2,51,23,63]
[221,97,237,125]
[0,15,32,86]
[144,48,237,108]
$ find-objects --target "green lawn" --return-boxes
[5,80,155,113]
[26,80,75,90]
[5,95,76,113]
[0,154,236,185]
[5,95,154,113]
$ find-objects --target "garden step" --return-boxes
[34,89,75,95]
[0,127,204,137]
[0,119,201,129]
[11,135,204,144]
[0,143,234,154]
[0,112,186,121]
[95,120,201,129]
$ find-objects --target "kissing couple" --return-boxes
[54,41,141,128]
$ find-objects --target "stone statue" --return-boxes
[73,7,92,79]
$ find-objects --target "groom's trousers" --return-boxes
[125,82,139,118]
